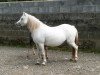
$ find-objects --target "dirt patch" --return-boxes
[0,46,100,75]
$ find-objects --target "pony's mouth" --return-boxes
[15,23,21,27]
[17,24,21,27]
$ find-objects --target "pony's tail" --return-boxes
[75,32,79,46]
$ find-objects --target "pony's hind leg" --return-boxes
[70,43,78,62]
[32,46,36,55]
[45,46,48,59]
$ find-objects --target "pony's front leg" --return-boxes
[32,46,36,55]
[38,43,47,65]
[36,44,41,65]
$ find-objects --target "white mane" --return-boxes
[26,13,46,32]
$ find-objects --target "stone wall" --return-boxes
[0,1,100,49]
[0,0,100,14]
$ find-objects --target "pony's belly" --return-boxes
[45,36,66,47]
[45,41,64,47]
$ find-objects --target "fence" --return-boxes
[0,1,100,49]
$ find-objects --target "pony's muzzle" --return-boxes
[15,22,17,25]
[15,22,21,27]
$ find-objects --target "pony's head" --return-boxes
[15,12,28,27]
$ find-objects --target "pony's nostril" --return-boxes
[15,22,17,25]
[15,22,21,27]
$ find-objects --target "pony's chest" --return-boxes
[31,30,45,43]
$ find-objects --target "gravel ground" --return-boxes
[0,46,100,75]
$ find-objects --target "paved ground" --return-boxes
[0,46,100,75]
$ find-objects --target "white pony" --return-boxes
[15,12,78,65]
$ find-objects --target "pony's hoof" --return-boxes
[35,62,40,65]
[69,59,73,61]
[41,64,46,66]
[42,57,48,60]
[46,57,49,60]
[73,60,77,63]
[70,59,78,63]
[41,62,46,66]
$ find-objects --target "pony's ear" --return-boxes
[23,12,26,15]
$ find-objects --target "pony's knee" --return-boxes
[74,43,78,50]
[70,43,78,50]
[75,45,78,50]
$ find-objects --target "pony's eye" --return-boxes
[21,18,23,20]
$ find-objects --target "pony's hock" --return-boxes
[16,12,79,65]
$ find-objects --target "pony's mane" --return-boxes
[26,14,45,32]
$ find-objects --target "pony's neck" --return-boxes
[27,14,46,32]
